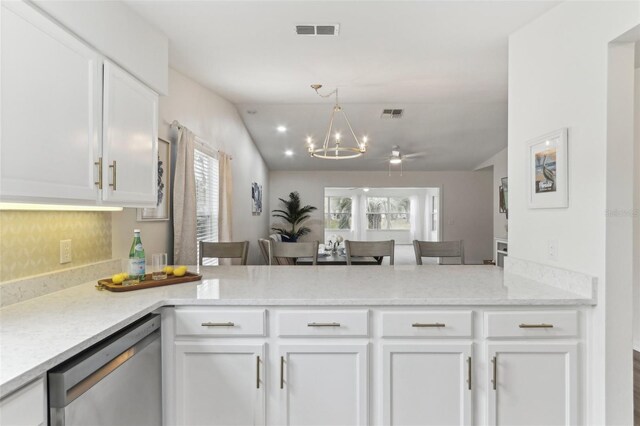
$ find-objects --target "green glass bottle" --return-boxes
[128,229,146,281]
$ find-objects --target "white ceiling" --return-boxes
[126,0,559,171]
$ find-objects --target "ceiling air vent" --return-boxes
[295,24,340,36]
[381,109,404,119]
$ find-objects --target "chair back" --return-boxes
[258,239,271,264]
[344,240,395,265]
[269,241,319,265]
[413,240,464,265]
[199,241,249,265]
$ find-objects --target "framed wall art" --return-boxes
[527,128,568,209]
[138,138,171,221]
[252,182,263,214]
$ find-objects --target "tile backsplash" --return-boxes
[0,211,112,282]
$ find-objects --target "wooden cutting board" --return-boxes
[96,272,202,292]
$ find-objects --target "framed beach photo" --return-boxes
[138,138,171,221]
[527,128,568,209]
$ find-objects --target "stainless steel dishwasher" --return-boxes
[48,314,162,426]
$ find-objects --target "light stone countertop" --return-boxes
[0,265,595,398]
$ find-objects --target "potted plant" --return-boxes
[271,191,317,242]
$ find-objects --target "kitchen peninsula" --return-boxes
[0,261,595,425]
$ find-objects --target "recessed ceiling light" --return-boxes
[277,126,287,133]
[362,188,370,192]
[285,150,294,156]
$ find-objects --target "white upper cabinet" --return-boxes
[1,1,101,204]
[101,61,158,206]
[1,2,160,207]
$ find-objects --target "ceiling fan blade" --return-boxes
[403,152,428,159]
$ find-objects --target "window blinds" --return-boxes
[194,148,219,266]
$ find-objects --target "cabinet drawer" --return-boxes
[485,311,578,338]
[175,309,266,337]
[277,310,369,337]
[381,311,472,338]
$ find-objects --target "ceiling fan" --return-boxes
[383,145,427,175]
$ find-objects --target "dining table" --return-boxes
[296,252,381,266]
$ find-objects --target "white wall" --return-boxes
[33,0,168,94]
[113,68,270,265]
[475,147,508,244]
[508,2,640,424]
[270,171,493,264]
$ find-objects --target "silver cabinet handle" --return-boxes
[94,157,103,189]
[201,322,235,327]
[256,356,260,389]
[467,356,472,390]
[519,323,554,328]
[280,356,285,389]
[307,322,341,327]
[108,160,117,190]
[491,356,497,390]
[412,322,445,328]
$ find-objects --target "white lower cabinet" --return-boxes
[487,342,578,426]
[277,344,369,426]
[0,377,46,426]
[174,342,265,426]
[382,343,472,426]
[165,308,584,426]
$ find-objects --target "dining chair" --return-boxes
[199,241,249,265]
[344,240,395,265]
[258,238,271,264]
[269,240,319,265]
[413,240,464,265]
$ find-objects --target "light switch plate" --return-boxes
[547,239,558,261]
[60,239,72,264]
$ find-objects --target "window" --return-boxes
[366,196,410,230]
[194,148,219,265]
[324,196,352,230]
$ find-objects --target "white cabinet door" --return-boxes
[487,343,578,426]
[0,377,45,426]
[382,343,472,426]
[1,1,101,204]
[174,342,265,426]
[102,60,158,206]
[277,344,368,426]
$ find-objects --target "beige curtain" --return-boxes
[218,151,233,265]
[218,151,233,243]
[173,123,197,265]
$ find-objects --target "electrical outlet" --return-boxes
[547,239,558,261]
[60,239,72,264]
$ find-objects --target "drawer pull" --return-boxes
[519,323,554,329]
[412,322,446,328]
[307,322,341,327]
[201,322,235,327]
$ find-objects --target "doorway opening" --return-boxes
[323,187,442,265]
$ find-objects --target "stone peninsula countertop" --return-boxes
[0,265,595,398]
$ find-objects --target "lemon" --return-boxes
[122,272,129,279]
[173,266,187,277]
[112,273,125,284]
[163,266,174,275]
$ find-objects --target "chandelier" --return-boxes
[306,84,368,159]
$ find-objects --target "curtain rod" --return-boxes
[169,119,232,160]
